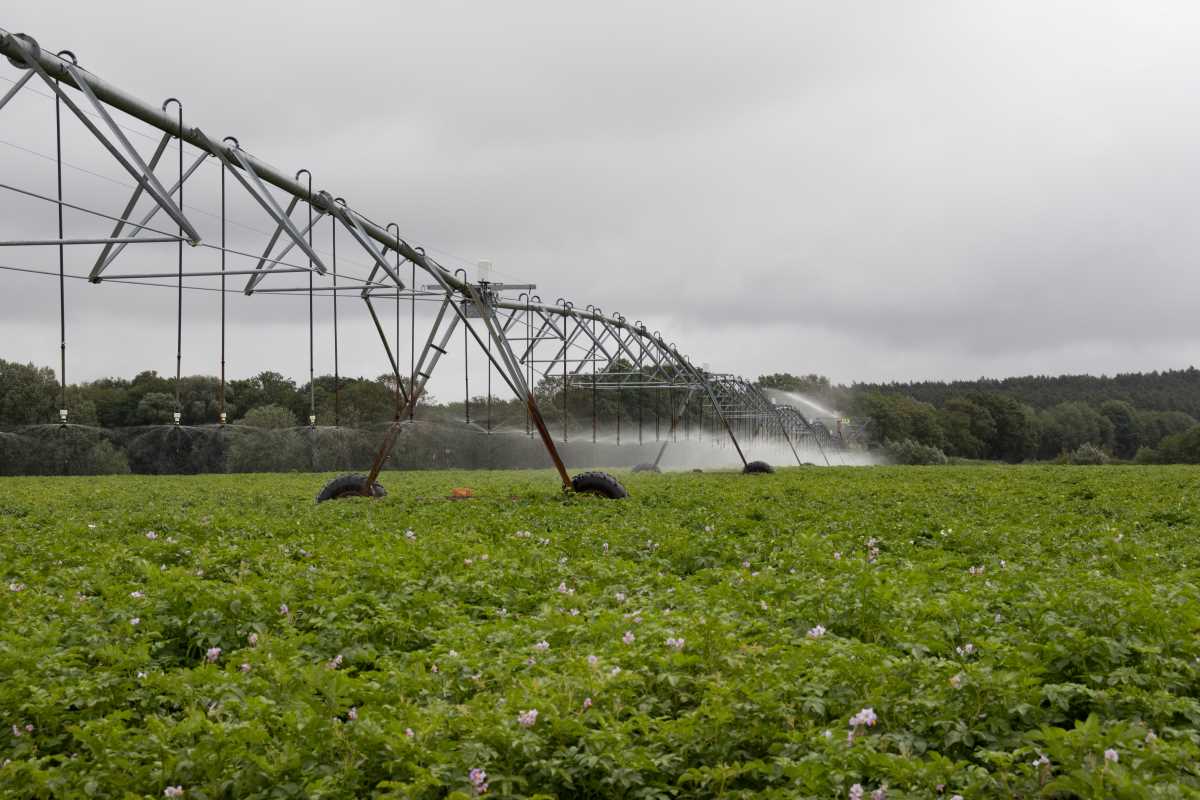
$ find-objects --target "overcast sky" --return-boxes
[1,1,1198,400]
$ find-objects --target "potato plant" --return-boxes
[2,466,1199,798]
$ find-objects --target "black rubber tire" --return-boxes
[316,473,387,503]
[571,471,629,499]
[742,460,775,474]
[631,463,661,474]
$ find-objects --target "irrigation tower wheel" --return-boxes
[316,473,388,503]
[571,471,629,499]
[742,460,775,474]
[631,463,661,474]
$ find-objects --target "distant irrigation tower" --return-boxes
[0,27,854,499]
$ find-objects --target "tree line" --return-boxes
[4,360,1199,470]
[0,359,704,433]
[0,358,712,475]
[757,369,1200,464]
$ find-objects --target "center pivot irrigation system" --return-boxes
[0,28,852,500]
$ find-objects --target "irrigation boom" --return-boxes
[0,27,851,499]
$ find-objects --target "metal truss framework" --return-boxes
[0,28,851,493]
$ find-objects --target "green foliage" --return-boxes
[0,360,59,424]
[883,438,948,465]
[0,427,129,477]
[314,377,396,428]
[1136,410,1197,450]
[1100,401,1139,460]
[7,358,1200,473]
[856,367,1200,417]
[75,437,131,475]
[939,396,996,459]
[757,372,830,391]
[1134,446,1158,465]
[1154,425,1200,464]
[227,405,308,473]
[1039,402,1114,459]
[136,392,178,425]
[1067,443,1109,465]
[852,393,945,449]
[238,403,299,430]
[3,466,1200,796]
[229,371,301,420]
[968,394,1039,463]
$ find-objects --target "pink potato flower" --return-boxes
[469,767,489,795]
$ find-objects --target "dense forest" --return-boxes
[854,368,1200,417]
[758,369,1200,464]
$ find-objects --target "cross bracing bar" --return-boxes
[332,206,405,292]
[363,294,408,404]
[240,194,300,292]
[97,268,310,280]
[0,236,180,246]
[242,200,329,293]
[88,143,209,279]
[222,146,328,277]
[89,131,171,274]
[53,62,202,245]
[0,67,32,111]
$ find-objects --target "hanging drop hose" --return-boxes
[333,197,349,426]
[219,138,237,424]
[655,333,663,442]
[298,171,315,470]
[486,321,492,433]
[395,245,401,421]
[219,160,225,424]
[615,313,624,446]
[558,297,569,443]
[637,321,645,446]
[387,222,401,422]
[162,97,183,424]
[54,55,73,424]
[330,211,338,426]
[587,304,598,445]
[409,256,415,421]
[395,282,400,419]
[296,169,314,427]
[519,292,531,436]
[456,268,469,425]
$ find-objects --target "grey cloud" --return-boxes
[1,0,1198,393]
